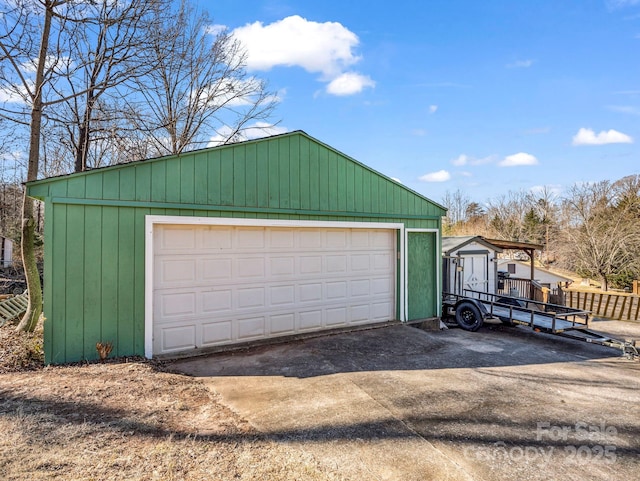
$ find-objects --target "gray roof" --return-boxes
[442,236,503,255]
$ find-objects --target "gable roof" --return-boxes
[442,235,503,255]
[496,259,574,282]
[27,130,446,218]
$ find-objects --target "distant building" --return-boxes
[0,236,13,268]
[496,259,573,290]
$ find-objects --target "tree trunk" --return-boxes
[16,1,53,332]
[600,274,608,292]
[16,193,42,332]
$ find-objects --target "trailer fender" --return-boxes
[454,299,487,332]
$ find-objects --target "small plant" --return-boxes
[96,341,113,362]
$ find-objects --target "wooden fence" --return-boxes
[561,289,640,322]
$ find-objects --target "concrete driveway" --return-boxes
[173,320,640,481]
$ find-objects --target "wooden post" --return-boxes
[633,280,639,295]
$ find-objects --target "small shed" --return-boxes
[442,236,502,295]
[0,236,13,268]
[27,131,446,364]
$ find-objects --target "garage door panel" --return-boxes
[326,307,347,326]
[201,226,233,249]
[326,281,348,300]
[299,283,323,303]
[270,285,295,306]
[158,259,197,284]
[326,230,347,248]
[202,290,232,312]
[351,254,371,271]
[237,287,266,309]
[372,301,393,320]
[300,256,322,274]
[372,230,395,248]
[351,304,370,322]
[270,313,295,334]
[298,309,323,331]
[157,226,196,250]
[270,256,295,276]
[237,316,266,340]
[372,277,394,295]
[269,229,295,248]
[326,255,347,273]
[373,253,393,270]
[161,325,196,352]
[202,258,232,280]
[159,292,196,317]
[351,279,371,297]
[237,257,265,279]
[153,225,396,355]
[236,228,265,249]
[202,321,232,344]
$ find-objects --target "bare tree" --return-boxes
[558,181,640,291]
[485,191,533,241]
[130,0,278,156]
[1,0,279,331]
[44,0,164,172]
[0,0,62,330]
[441,189,472,234]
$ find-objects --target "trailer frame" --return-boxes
[442,289,639,360]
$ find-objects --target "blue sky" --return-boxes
[209,0,640,204]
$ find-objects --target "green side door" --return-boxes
[407,231,438,321]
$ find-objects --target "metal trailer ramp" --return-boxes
[443,289,639,360]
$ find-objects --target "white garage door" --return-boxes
[152,224,396,355]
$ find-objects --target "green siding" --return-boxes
[28,131,445,364]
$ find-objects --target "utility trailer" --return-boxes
[443,289,639,360]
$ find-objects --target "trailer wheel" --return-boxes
[455,302,483,331]
[496,297,524,326]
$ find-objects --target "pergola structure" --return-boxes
[483,238,544,298]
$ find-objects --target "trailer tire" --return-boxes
[496,297,524,326]
[455,302,483,331]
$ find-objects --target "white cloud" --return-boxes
[231,15,373,96]
[0,86,28,104]
[450,153,495,166]
[209,122,288,146]
[232,15,359,77]
[451,154,469,166]
[499,152,539,167]
[429,105,438,114]
[206,24,227,36]
[391,177,402,184]
[419,170,451,182]
[606,105,640,115]
[607,0,640,8]
[326,72,375,95]
[411,128,427,137]
[572,127,633,145]
[506,59,534,69]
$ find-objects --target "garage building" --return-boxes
[27,131,446,364]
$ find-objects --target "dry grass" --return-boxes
[0,328,350,480]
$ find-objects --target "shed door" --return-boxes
[461,253,489,293]
[152,224,396,355]
[406,231,437,321]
